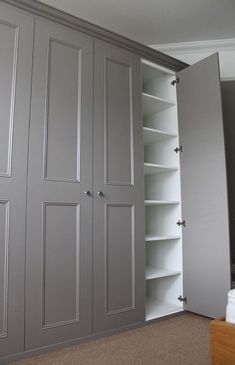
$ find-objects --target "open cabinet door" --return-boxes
[177,54,231,318]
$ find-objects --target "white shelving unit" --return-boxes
[142,59,183,321]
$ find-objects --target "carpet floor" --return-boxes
[11,313,211,365]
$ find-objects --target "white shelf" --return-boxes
[143,127,177,146]
[145,266,181,280]
[143,93,175,118]
[144,163,178,175]
[146,297,183,321]
[145,235,181,242]
[145,200,179,206]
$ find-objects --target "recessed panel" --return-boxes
[105,204,135,315]
[0,22,18,176]
[45,40,81,181]
[105,59,134,185]
[0,202,9,337]
[42,203,79,327]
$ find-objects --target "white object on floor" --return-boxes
[226,289,235,323]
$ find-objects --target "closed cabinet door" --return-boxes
[93,41,145,333]
[0,3,34,358]
[25,18,93,349]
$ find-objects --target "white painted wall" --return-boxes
[152,39,235,80]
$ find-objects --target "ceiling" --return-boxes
[38,0,235,45]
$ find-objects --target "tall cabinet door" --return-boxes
[0,3,34,357]
[177,54,231,318]
[25,18,93,349]
[93,41,145,333]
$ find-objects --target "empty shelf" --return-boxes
[145,200,179,206]
[146,297,183,321]
[143,127,177,146]
[143,93,175,118]
[144,163,178,175]
[146,266,181,280]
[145,235,181,242]
[142,60,175,85]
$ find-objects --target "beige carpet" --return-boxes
[11,313,211,365]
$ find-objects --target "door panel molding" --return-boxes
[104,203,136,316]
[0,201,10,339]
[104,57,134,187]
[43,38,82,183]
[41,202,80,330]
[0,21,19,177]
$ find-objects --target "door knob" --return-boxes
[85,191,91,196]
[97,191,104,197]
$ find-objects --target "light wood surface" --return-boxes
[211,318,235,365]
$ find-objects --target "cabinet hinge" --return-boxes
[177,220,186,227]
[171,77,179,86]
[174,146,183,153]
[178,295,187,303]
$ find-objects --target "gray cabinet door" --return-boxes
[25,18,93,349]
[0,3,34,357]
[177,54,231,318]
[93,41,145,333]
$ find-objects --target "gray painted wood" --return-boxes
[221,81,235,267]
[93,40,145,333]
[0,2,34,357]
[25,18,93,349]
[177,54,231,318]
[0,0,188,72]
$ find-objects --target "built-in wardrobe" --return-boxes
[0,0,231,363]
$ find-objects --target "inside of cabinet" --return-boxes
[142,59,184,321]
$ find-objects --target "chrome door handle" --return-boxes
[97,191,104,197]
[85,191,91,196]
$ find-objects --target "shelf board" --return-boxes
[146,266,181,280]
[143,92,175,118]
[145,200,179,206]
[143,127,177,146]
[145,235,181,242]
[145,297,183,321]
[144,163,178,175]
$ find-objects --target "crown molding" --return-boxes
[0,0,188,72]
[150,38,235,55]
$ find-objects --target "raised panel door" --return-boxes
[0,2,34,357]
[93,41,145,333]
[25,18,93,349]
